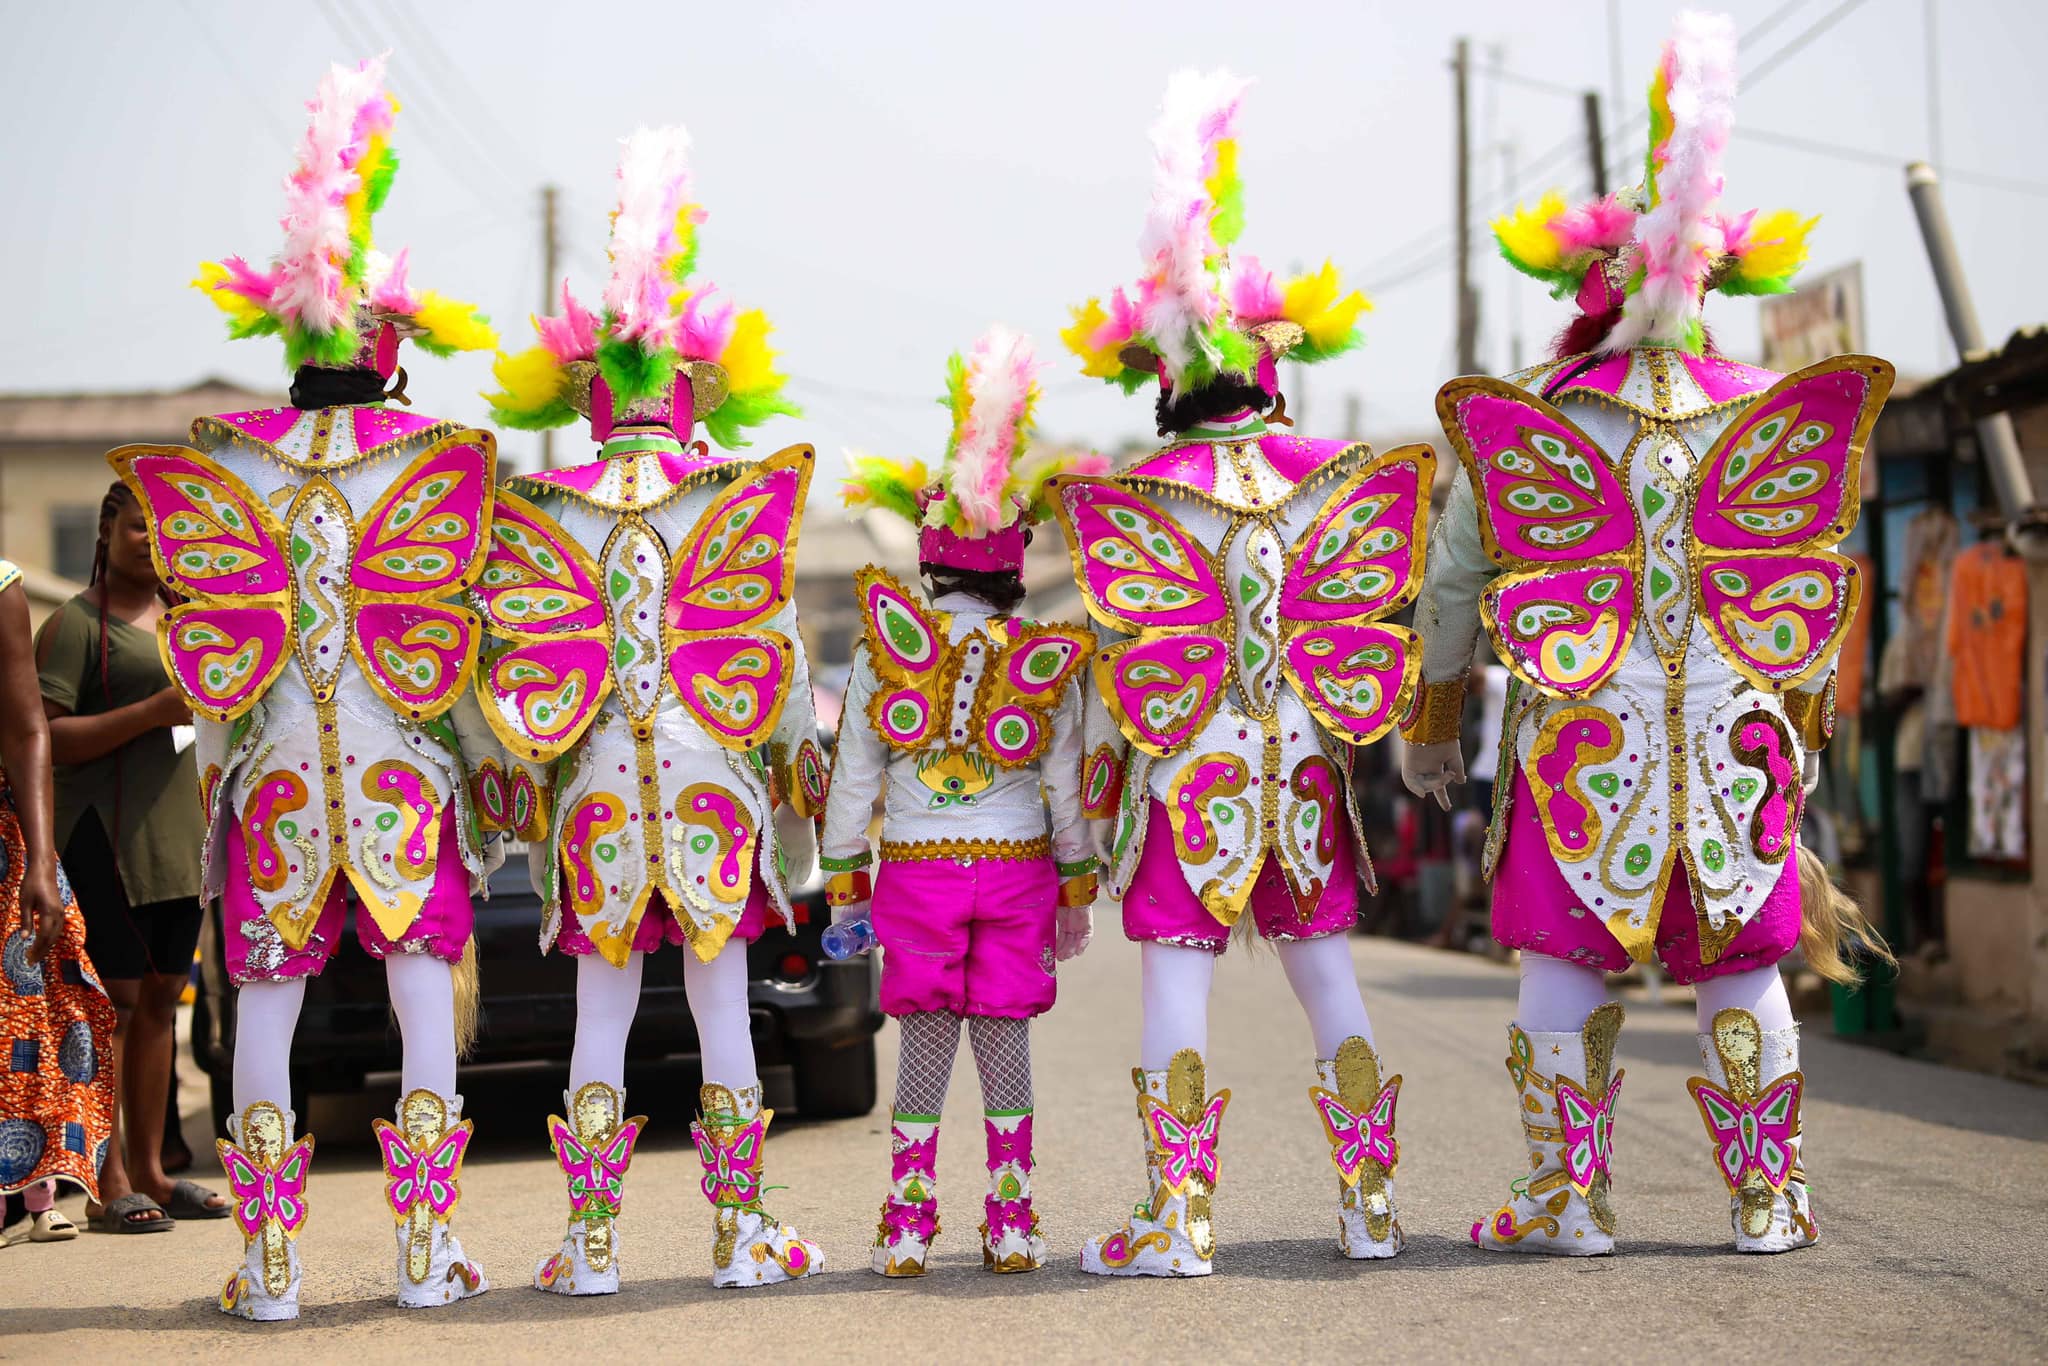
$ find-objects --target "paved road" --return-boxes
[6,933,2045,1363]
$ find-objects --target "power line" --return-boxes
[1745,0,1870,84]
[1734,126,2048,198]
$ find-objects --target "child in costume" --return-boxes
[117,55,501,1317]
[827,327,1102,1277]
[1403,11,1894,1256]
[479,127,824,1294]
[1051,70,1432,1275]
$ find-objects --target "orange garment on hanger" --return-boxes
[1944,541,2029,730]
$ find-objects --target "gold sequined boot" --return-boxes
[693,1082,823,1287]
[216,1101,313,1321]
[1080,1049,1228,1278]
[1687,1009,1817,1253]
[535,1082,647,1295]
[1472,1003,1624,1256]
[1310,1037,1404,1259]
[372,1088,490,1307]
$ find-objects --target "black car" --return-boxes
[191,852,882,1130]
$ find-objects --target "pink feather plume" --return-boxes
[1223,253,1283,323]
[271,54,395,337]
[674,286,737,364]
[1136,69,1249,381]
[535,279,601,362]
[1551,193,1638,260]
[1608,11,1737,352]
[951,327,1044,536]
[603,126,693,347]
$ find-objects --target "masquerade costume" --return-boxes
[115,56,498,1318]
[829,328,1103,1276]
[1404,11,1888,1254]
[480,127,821,1292]
[1051,70,1428,1274]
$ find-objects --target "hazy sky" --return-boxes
[7,0,2043,481]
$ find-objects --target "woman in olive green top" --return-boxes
[35,483,225,1229]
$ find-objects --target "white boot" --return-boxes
[981,1112,1046,1273]
[1311,1037,1404,1259]
[536,1082,646,1295]
[372,1089,490,1308]
[871,1115,939,1276]
[1472,1002,1625,1257]
[216,1100,313,1321]
[1080,1049,1229,1278]
[693,1083,823,1287]
[1688,1009,1818,1253]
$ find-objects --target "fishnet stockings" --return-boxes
[891,1011,962,1117]
[968,1015,1033,1112]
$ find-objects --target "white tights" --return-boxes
[1516,953,1796,1033]
[1138,934,1376,1071]
[566,946,759,1094]
[233,953,460,1118]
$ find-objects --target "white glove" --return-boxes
[1056,903,1094,961]
[775,804,817,884]
[1802,752,1821,797]
[1401,739,1466,810]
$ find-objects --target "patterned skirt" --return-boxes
[0,774,115,1197]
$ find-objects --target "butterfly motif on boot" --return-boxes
[1554,1071,1625,1195]
[373,1116,473,1220]
[1309,1079,1401,1186]
[1144,1092,1231,1194]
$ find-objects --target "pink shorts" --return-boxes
[1492,768,1800,983]
[555,876,771,956]
[222,808,473,985]
[1122,798,1359,953]
[870,857,1057,1019]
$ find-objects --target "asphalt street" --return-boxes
[4,933,2044,1363]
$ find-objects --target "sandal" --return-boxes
[30,1209,78,1242]
[86,1192,175,1234]
[163,1179,230,1220]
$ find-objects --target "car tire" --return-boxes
[791,1035,878,1119]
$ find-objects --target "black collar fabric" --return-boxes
[290,365,388,410]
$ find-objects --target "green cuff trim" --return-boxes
[891,1111,942,1125]
[1055,856,1100,877]
[983,1107,1034,1119]
[819,850,873,872]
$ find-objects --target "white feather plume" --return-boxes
[1136,68,1249,383]
[603,125,693,346]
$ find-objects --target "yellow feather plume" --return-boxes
[1492,191,1570,275]
[191,261,270,329]
[1280,261,1372,353]
[1734,210,1818,286]
[486,344,569,413]
[411,291,499,353]
[719,309,783,397]
[1061,299,1125,379]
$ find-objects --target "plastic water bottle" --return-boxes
[821,911,878,961]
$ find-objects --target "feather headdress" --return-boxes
[192,55,494,369]
[483,125,797,448]
[1063,69,1369,393]
[1491,10,1818,355]
[843,329,1107,570]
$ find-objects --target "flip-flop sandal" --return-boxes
[30,1209,78,1242]
[86,1192,175,1234]
[164,1180,230,1220]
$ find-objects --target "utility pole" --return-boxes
[1343,393,1362,441]
[1453,38,1477,375]
[540,182,560,471]
[1905,162,2042,542]
[1582,90,1608,197]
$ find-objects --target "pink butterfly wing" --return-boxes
[161,604,291,722]
[353,600,478,719]
[218,1143,270,1235]
[1438,379,1641,697]
[664,458,804,636]
[420,1123,471,1217]
[480,637,613,763]
[599,1119,643,1180]
[1053,479,1227,634]
[1691,359,1890,690]
[1284,621,1419,744]
[271,1138,315,1233]
[350,438,492,597]
[1439,382,1635,563]
[665,632,793,750]
[372,1122,422,1213]
[474,488,606,634]
[113,446,291,598]
[1095,634,1228,756]
[1280,444,1433,624]
[1751,1074,1804,1189]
